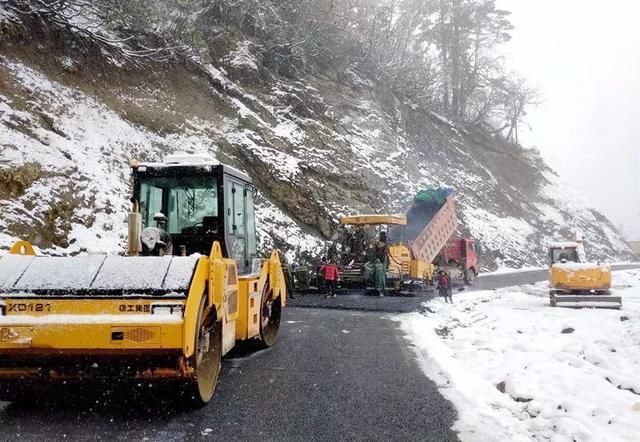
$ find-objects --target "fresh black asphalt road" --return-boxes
[1,265,637,441]
[0,308,458,441]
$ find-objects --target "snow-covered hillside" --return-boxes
[401,270,640,441]
[0,39,634,266]
[0,57,323,260]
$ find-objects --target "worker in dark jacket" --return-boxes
[437,270,453,303]
[375,231,388,257]
[320,258,340,298]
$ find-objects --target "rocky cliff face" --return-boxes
[0,37,634,268]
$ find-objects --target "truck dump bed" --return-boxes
[404,189,458,263]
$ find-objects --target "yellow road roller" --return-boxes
[0,154,287,406]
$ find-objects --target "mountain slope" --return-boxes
[0,38,634,268]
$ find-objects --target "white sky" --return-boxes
[497,0,640,240]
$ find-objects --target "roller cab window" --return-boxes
[139,176,219,235]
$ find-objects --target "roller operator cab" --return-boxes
[0,154,287,407]
[132,154,258,272]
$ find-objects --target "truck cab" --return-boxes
[435,237,478,284]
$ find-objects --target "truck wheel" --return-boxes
[259,287,282,348]
[184,297,222,407]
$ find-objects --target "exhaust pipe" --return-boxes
[128,200,143,256]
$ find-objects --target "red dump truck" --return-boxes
[392,189,478,286]
[382,189,458,284]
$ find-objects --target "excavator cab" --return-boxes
[548,244,580,264]
[132,155,258,273]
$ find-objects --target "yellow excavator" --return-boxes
[548,237,621,308]
[0,154,287,406]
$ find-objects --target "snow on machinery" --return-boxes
[336,188,459,293]
[0,154,287,406]
[548,235,621,309]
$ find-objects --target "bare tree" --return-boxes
[1,0,538,144]
[502,75,540,144]
[3,0,184,64]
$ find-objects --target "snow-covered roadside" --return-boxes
[399,270,640,442]
[483,263,640,276]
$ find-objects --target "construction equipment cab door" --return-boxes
[225,177,257,274]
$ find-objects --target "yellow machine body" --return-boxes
[0,156,289,405]
[387,244,409,278]
[409,258,435,283]
[387,245,434,283]
[0,241,286,381]
[549,263,612,292]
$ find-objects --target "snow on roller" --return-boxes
[0,255,198,294]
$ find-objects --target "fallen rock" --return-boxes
[435,326,451,338]
[620,316,630,322]
[496,381,506,393]
[561,327,575,334]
